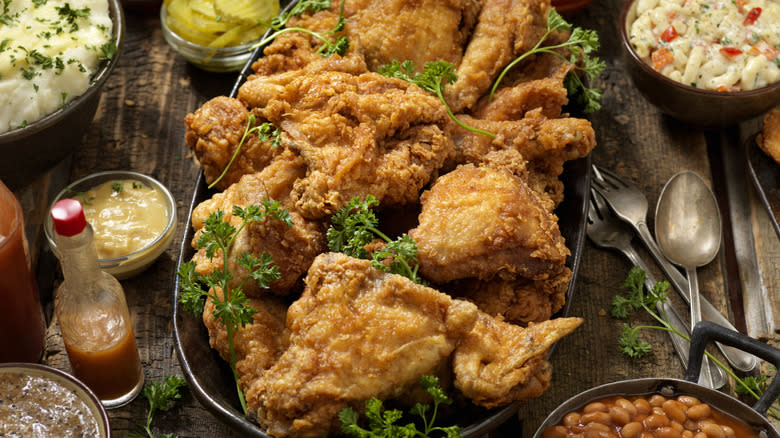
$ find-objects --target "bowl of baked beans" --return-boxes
[534,322,780,438]
[619,0,780,126]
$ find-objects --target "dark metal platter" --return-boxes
[172,3,593,434]
[745,132,780,240]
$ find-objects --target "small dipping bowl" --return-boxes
[45,171,177,280]
[0,363,111,437]
[160,2,264,73]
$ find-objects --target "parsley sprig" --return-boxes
[177,200,292,414]
[327,195,424,284]
[490,9,605,113]
[613,267,776,415]
[208,113,281,189]
[378,60,495,138]
[127,375,187,438]
[339,375,461,438]
[253,0,349,58]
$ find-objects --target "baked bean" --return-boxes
[684,420,699,431]
[644,413,671,429]
[621,422,643,438]
[694,433,708,438]
[656,426,683,438]
[634,398,651,415]
[687,404,712,421]
[722,426,736,438]
[581,411,611,425]
[639,432,655,438]
[671,422,684,433]
[662,400,688,424]
[584,402,609,413]
[616,398,638,416]
[584,430,613,438]
[563,412,582,427]
[682,431,694,438]
[701,423,727,438]
[677,395,701,407]
[584,422,611,433]
[543,425,569,438]
[649,394,667,407]
[609,406,631,426]
[652,407,666,416]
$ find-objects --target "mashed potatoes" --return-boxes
[0,0,114,134]
[629,0,780,91]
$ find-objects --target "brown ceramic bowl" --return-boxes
[619,0,780,127]
[0,0,125,189]
[533,321,780,438]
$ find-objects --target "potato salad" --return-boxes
[629,0,780,91]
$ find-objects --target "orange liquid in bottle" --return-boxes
[0,180,46,363]
[64,326,143,400]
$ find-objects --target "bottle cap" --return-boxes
[51,199,87,237]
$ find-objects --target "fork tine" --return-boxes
[591,164,605,182]
[594,166,630,188]
[590,176,609,192]
[587,191,599,224]
[590,188,609,217]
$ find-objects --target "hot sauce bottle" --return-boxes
[50,198,144,408]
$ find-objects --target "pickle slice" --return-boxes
[214,0,279,25]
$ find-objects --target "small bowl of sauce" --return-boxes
[0,363,111,437]
[45,171,177,279]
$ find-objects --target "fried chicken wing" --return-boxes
[191,151,327,296]
[410,163,569,284]
[251,253,479,437]
[453,315,582,408]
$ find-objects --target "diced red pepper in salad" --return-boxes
[743,7,761,25]
[652,47,675,70]
[719,47,743,59]
[751,40,779,60]
[660,25,678,43]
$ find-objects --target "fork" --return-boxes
[591,165,758,373]
[587,189,727,388]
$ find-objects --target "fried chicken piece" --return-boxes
[251,252,479,437]
[445,266,571,325]
[452,314,582,408]
[191,151,328,296]
[447,108,596,177]
[445,0,552,112]
[255,70,453,219]
[203,290,289,395]
[410,163,569,284]
[472,63,572,121]
[760,108,780,165]
[344,0,480,72]
[184,96,282,190]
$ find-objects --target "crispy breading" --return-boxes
[760,108,780,165]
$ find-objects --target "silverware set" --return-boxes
[587,165,758,387]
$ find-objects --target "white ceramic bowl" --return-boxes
[45,171,177,280]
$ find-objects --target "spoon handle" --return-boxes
[687,267,715,389]
[636,221,757,372]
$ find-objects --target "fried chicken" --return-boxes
[250,253,480,437]
[191,151,327,297]
[203,290,290,394]
[453,314,582,408]
[184,96,282,191]
[760,108,780,165]
[253,69,454,219]
[410,162,569,284]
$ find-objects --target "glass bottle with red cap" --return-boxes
[50,198,144,408]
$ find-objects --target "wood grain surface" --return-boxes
[11,0,780,437]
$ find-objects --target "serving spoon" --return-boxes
[655,171,722,388]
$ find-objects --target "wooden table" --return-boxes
[11,0,780,436]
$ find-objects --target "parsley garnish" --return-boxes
[378,60,495,138]
[112,181,123,193]
[99,41,116,61]
[490,9,605,113]
[127,375,187,438]
[327,195,424,284]
[0,0,19,26]
[177,201,292,414]
[55,3,90,32]
[340,375,461,438]
[208,113,281,189]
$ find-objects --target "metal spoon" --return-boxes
[655,171,722,388]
